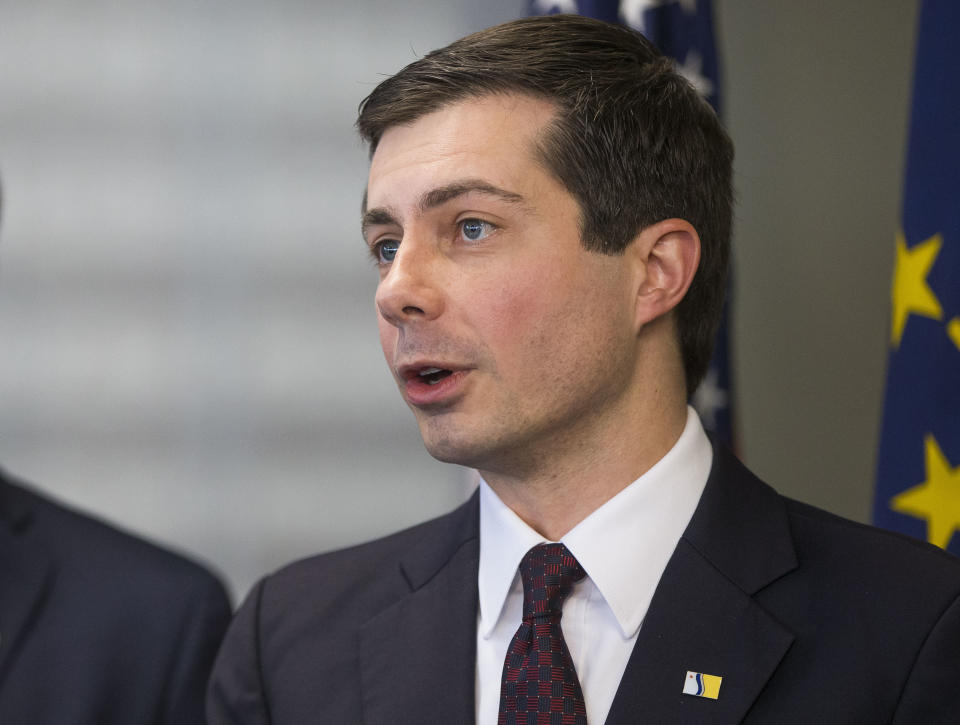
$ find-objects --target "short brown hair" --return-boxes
[357,14,734,396]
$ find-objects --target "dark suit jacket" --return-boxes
[208,446,960,724]
[0,469,232,724]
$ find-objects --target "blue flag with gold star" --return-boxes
[528,0,735,449]
[873,0,960,556]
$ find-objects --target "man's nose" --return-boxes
[375,240,444,326]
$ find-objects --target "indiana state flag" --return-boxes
[873,0,960,556]
[528,0,735,449]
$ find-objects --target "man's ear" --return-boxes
[627,218,700,329]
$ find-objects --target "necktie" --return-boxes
[498,543,588,725]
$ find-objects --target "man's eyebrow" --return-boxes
[361,180,526,240]
[418,180,525,211]
[361,207,399,240]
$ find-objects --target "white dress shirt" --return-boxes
[475,407,713,725]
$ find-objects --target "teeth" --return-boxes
[419,367,443,376]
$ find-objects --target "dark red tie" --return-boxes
[498,543,588,725]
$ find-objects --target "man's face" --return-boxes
[363,94,641,474]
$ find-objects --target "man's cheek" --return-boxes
[483,274,555,330]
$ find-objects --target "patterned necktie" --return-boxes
[498,543,588,725]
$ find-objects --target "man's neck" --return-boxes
[479,400,689,541]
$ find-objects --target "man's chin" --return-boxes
[420,435,479,467]
[417,423,490,468]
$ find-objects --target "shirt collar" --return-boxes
[477,478,546,637]
[477,406,713,639]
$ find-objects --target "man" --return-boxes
[208,15,960,724]
[0,183,232,723]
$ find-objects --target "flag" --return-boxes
[873,0,960,555]
[682,670,722,700]
[529,0,735,449]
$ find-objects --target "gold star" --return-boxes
[948,317,960,352]
[891,435,960,549]
[890,230,943,347]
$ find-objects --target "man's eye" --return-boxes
[460,219,494,241]
[375,240,399,263]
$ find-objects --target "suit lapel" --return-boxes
[0,474,53,683]
[360,492,480,725]
[605,446,799,725]
[603,540,794,724]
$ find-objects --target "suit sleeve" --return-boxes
[890,592,960,724]
[159,571,233,725]
[207,579,272,725]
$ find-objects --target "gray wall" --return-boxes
[0,1,917,600]
[719,2,917,522]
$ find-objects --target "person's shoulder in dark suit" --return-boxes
[207,493,479,724]
[0,468,232,725]
[672,446,960,723]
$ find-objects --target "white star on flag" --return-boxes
[532,0,579,14]
[619,0,698,34]
[692,366,728,429]
[676,48,714,99]
[620,0,670,33]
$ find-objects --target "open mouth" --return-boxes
[416,367,454,385]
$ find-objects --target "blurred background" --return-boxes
[0,1,917,601]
